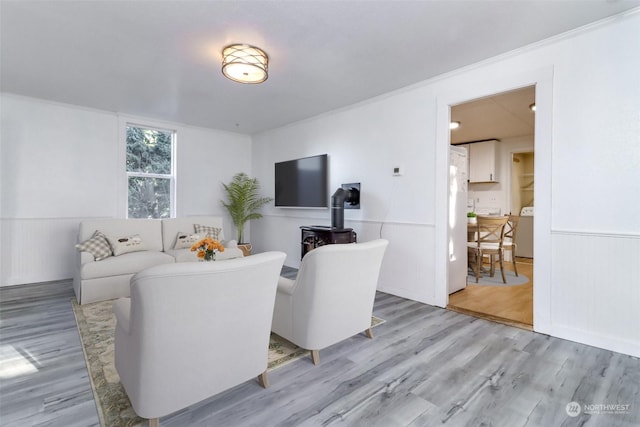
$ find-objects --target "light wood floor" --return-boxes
[2,278,639,426]
[448,257,534,329]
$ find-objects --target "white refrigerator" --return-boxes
[449,146,468,294]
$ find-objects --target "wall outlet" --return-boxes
[392,166,403,176]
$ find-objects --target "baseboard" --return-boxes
[377,284,433,306]
[1,274,72,287]
[550,324,640,359]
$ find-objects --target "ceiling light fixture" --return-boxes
[450,121,461,130]
[222,44,269,84]
[529,103,536,112]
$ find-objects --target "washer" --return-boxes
[517,207,534,258]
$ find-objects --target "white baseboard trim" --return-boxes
[377,284,433,307]
[550,324,640,358]
[1,274,72,288]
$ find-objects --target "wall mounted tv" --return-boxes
[275,154,328,208]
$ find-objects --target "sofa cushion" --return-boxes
[80,219,164,252]
[165,249,204,263]
[161,217,226,251]
[194,224,221,240]
[81,251,174,280]
[75,230,112,261]
[173,232,201,249]
[107,234,146,256]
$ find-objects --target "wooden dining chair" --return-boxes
[502,215,520,276]
[466,215,509,283]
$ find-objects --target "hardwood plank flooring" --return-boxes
[0,280,100,427]
[448,257,534,329]
[1,277,639,426]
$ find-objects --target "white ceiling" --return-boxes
[451,85,535,144]
[2,1,639,135]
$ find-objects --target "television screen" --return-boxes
[275,154,328,208]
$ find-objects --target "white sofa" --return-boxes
[73,216,243,304]
[113,252,286,425]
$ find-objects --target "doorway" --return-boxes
[446,86,535,329]
[434,66,553,335]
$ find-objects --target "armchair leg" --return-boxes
[148,418,159,427]
[512,255,519,277]
[258,370,269,388]
[365,327,374,339]
[499,253,506,283]
[311,350,320,365]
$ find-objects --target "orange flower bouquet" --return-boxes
[190,237,225,261]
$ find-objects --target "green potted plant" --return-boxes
[467,211,477,224]
[221,173,272,256]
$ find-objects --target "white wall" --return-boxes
[0,94,251,286]
[251,10,640,357]
[252,87,439,303]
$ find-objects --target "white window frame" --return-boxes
[125,123,177,219]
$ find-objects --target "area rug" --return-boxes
[72,299,384,427]
[467,269,529,286]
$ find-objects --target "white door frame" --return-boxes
[434,66,554,334]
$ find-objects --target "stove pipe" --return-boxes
[331,188,347,229]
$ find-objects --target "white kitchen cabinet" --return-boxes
[469,140,498,183]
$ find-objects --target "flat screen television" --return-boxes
[275,154,328,208]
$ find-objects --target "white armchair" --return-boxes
[113,251,286,426]
[271,239,388,365]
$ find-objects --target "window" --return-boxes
[126,125,175,218]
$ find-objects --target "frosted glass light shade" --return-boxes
[222,44,268,84]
